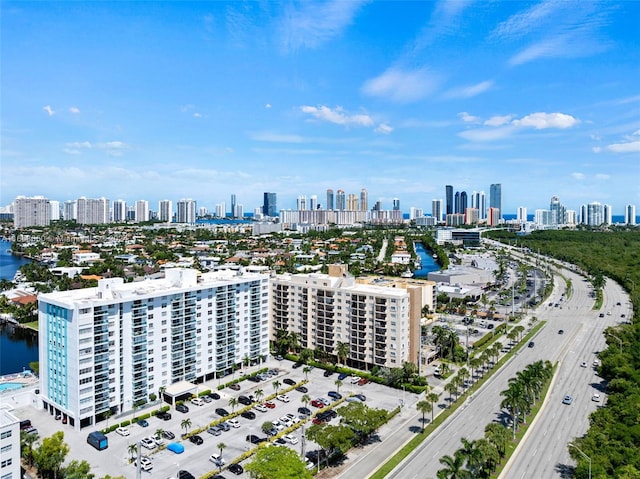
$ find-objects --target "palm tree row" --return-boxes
[500,360,554,438]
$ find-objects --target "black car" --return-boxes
[283,378,296,386]
[292,363,302,369]
[189,435,204,445]
[208,393,221,400]
[327,391,342,400]
[178,471,196,479]
[247,375,260,383]
[323,370,334,377]
[156,411,172,421]
[354,394,366,402]
[240,410,256,420]
[215,408,230,417]
[238,395,252,406]
[558,329,564,334]
[528,341,535,348]
[228,463,244,475]
[176,404,189,413]
[295,386,308,393]
[163,430,176,440]
[246,434,267,444]
[298,406,311,416]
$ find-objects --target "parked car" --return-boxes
[247,375,261,383]
[209,453,225,467]
[207,426,222,436]
[298,407,311,417]
[319,397,331,406]
[323,370,334,377]
[272,420,285,431]
[191,397,205,406]
[292,362,303,369]
[562,395,574,405]
[137,419,149,428]
[216,408,230,417]
[284,434,298,445]
[138,456,153,471]
[357,378,369,386]
[264,401,276,409]
[311,399,324,408]
[285,413,300,424]
[354,394,366,402]
[295,386,308,393]
[229,383,241,391]
[238,395,252,406]
[267,369,278,376]
[208,393,221,400]
[116,426,130,436]
[176,404,189,413]
[141,437,156,449]
[178,470,195,479]
[202,395,213,403]
[350,376,362,384]
[279,416,293,427]
[167,442,184,454]
[327,391,342,400]
[274,355,283,361]
[163,430,176,440]
[219,422,231,432]
[283,378,296,386]
[189,435,204,445]
[254,404,268,413]
[276,394,290,402]
[151,434,165,446]
[338,373,348,380]
[241,410,256,420]
[228,463,244,475]
[274,437,287,446]
[156,411,172,421]
[246,434,266,444]
[228,418,240,428]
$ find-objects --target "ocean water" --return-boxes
[0,239,31,281]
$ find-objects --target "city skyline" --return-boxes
[2,1,639,213]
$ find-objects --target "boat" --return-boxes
[401,268,414,278]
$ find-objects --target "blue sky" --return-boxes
[2,0,639,216]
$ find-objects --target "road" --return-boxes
[382,261,627,478]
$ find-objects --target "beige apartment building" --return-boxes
[271,265,435,370]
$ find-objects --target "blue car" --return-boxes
[137,419,149,427]
[338,373,348,380]
[167,442,184,454]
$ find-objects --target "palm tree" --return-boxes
[416,400,432,433]
[500,381,525,438]
[458,437,482,476]
[444,382,458,406]
[437,450,467,479]
[103,409,113,428]
[272,380,281,395]
[255,388,264,403]
[458,367,469,389]
[334,379,343,394]
[484,422,510,459]
[336,341,349,366]
[128,443,138,461]
[289,332,301,353]
[301,394,311,409]
[303,366,312,381]
[475,438,500,476]
[155,428,164,440]
[469,357,481,382]
[180,418,192,436]
[228,397,238,413]
[217,442,226,465]
[427,392,439,422]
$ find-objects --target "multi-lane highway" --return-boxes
[385,258,628,479]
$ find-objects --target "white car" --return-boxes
[279,416,293,427]
[138,457,153,471]
[228,418,240,428]
[284,434,298,445]
[191,397,204,406]
[151,434,165,446]
[285,413,300,424]
[272,420,285,431]
[254,404,268,413]
[209,453,225,466]
[592,393,601,402]
[116,426,130,437]
[350,376,362,384]
[140,437,156,449]
[276,394,290,403]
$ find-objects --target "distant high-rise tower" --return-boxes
[326,189,334,210]
[63,200,77,221]
[336,189,346,211]
[297,195,307,210]
[472,191,486,220]
[13,196,51,229]
[490,184,502,218]
[549,196,566,225]
[517,207,527,223]
[392,198,400,211]
[309,195,318,210]
[230,194,237,217]
[159,200,173,222]
[626,204,637,225]
[360,188,368,211]
[445,185,454,215]
[346,194,358,211]
[135,200,149,223]
[77,197,109,225]
[455,191,467,214]
[432,199,443,222]
[49,201,60,221]
[113,200,127,223]
[177,199,197,224]
[262,192,277,217]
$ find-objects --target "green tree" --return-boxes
[337,402,388,443]
[427,392,440,423]
[63,459,95,479]
[228,397,238,412]
[261,421,274,435]
[334,379,343,394]
[416,400,432,433]
[336,341,350,366]
[272,380,281,395]
[436,450,468,479]
[20,430,38,467]
[216,442,226,465]
[33,431,69,479]
[484,423,510,459]
[180,418,192,436]
[127,443,137,461]
[245,442,313,479]
[303,366,312,381]
[254,388,264,403]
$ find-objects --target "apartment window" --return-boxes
[0,431,11,439]
[0,444,11,454]
[0,458,12,467]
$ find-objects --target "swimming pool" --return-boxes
[0,383,24,392]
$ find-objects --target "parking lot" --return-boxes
[12,358,416,478]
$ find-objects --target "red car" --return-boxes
[358,378,369,386]
[311,399,324,408]
[264,402,276,409]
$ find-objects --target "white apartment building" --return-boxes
[135,200,149,223]
[159,200,173,222]
[13,195,51,229]
[76,197,109,225]
[270,265,423,370]
[176,199,197,224]
[0,410,20,479]
[38,268,270,431]
[112,199,127,223]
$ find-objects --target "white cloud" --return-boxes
[193,112,202,118]
[458,112,480,123]
[607,140,640,153]
[69,106,80,114]
[280,0,368,52]
[492,0,562,39]
[362,67,441,103]
[375,123,393,135]
[458,126,516,142]
[43,105,55,116]
[595,173,610,180]
[300,105,374,128]
[265,103,272,109]
[484,115,513,127]
[512,112,579,129]
[443,80,494,99]
[251,132,305,143]
[97,141,130,150]
[571,172,586,180]
[592,146,602,153]
[63,149,81,155]
[66,141,93,149]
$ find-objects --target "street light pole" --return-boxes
[569,443,591,479]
